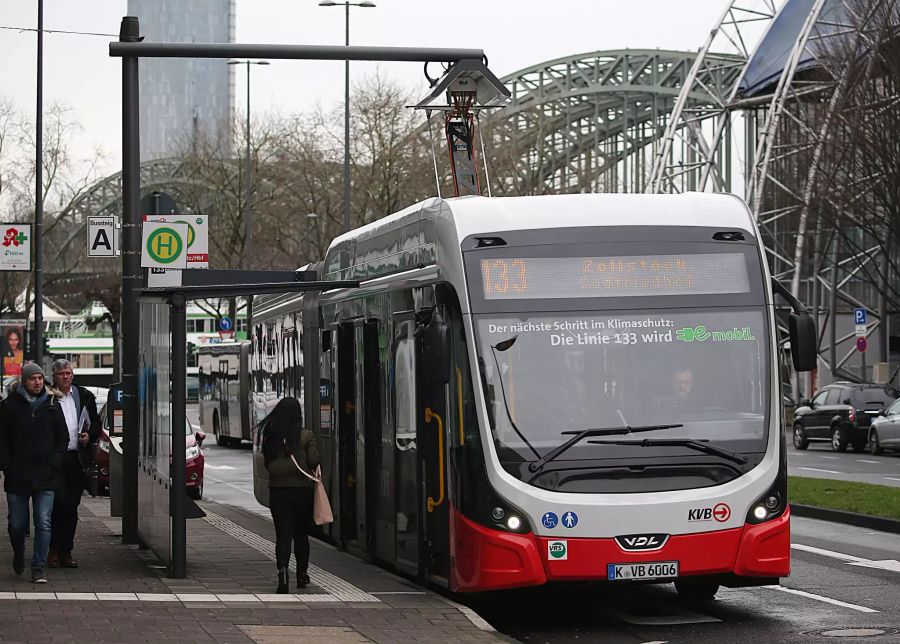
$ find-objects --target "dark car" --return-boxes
[94,403,206,498]
[793,382,899,452]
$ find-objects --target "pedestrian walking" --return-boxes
[48,359,100,568]
[0,363,68,583]
[260,397,320,594]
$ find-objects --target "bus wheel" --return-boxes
[675,578,719,601]
[792,424,809,450]
[214,416,226,447]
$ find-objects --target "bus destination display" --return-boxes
[479,253,750,300]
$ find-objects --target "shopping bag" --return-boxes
[311,465,333,526]
[290,456,334,525]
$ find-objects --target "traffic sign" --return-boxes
[856,336,868,353]
[141,221,188,269]
[854,307,867,325]
[88,216,117,257]
[855,324,867,337]
[144,214,208,268]
[219,316,233,332]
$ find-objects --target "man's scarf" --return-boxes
[17,384,49,410]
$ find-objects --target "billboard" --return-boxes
[0,319,26,378]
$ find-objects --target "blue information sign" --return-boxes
[854,308,867,325]
[219,316,233,332]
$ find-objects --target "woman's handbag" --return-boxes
[289,455,334,526]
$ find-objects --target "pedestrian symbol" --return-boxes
[561,511,578,528]
[541,512,558,529]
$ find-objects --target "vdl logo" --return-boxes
[146,227,184,264]
[548,540,567,560]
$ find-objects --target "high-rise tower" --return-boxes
[128,0,235,160]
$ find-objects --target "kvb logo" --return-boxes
[688,503,731,523]
[615,533,669,551]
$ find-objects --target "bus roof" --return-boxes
[328,193,756,253]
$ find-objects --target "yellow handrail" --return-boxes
[425,407,445,512]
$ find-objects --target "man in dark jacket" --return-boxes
[48,358,100,568]
[0,363,68,583]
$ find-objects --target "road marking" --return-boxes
[764,585,878,613]
[848,560,900,573]
[819,455,839,460]
[202,509,379,603]
[884,477,900,483]
[857,460,879,464]
[600,605,721,625]
[203,474,256,496]
[204,464,236,470]
[798,467,842,474]
[791,544,869,563]
[0,592,348,604]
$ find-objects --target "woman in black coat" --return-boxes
[260,397,320,594]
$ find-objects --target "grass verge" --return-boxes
[789,476,900,521]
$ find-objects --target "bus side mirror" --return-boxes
[789,311,817,372]
[423,322,450,385]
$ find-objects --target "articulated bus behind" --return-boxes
[197,342,251,447]
[250,193,817,598]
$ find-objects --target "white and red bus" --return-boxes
[251,192,816,598]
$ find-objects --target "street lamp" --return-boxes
[227,59,270,265]
[306,212,320,260]
[318,0,377,232]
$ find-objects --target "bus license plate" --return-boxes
[607,561,678,581]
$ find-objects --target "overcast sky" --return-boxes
[1,0,731,177]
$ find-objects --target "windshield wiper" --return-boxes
[528,423,683,473]
[587,438,749,465]
[488,336,541,460]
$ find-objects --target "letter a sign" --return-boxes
[88,216,117,257]
[141,221,187,269]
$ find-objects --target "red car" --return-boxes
[95,405,206,499]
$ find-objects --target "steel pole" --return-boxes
[34,0,43,365]
[244,61,252,263]
[119,16,142,544]
[170,293,187,578]
[343,2,351,232]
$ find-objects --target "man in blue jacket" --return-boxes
[0,363,68,583]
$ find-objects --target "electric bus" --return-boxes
[197,341,251,447]
[250,192,816,598]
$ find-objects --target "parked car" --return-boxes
[793,382,899,452]
[94,403,205,499]
[869,398,900,455]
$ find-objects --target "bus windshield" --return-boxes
[475,308,770,476]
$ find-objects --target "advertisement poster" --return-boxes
[0,224,32,271]
[0,319,25,378]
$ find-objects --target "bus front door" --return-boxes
[336,322,360,552]
[417,317,451,584]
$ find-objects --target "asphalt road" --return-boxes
[194,406,900,642]
[788,440,900,488]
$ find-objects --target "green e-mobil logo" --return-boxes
[146,227,184,264]
[675,325,756,342]
[548,540,567,560]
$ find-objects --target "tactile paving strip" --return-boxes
[203,509,379,603]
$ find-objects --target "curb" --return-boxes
[791,503,900,534]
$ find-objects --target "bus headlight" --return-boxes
[491,507,505,521]
[506,515,522,531]
[752,506,768,520]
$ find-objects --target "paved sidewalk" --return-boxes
[0,493,508,643]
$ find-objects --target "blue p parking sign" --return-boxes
[854,308,867,325]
